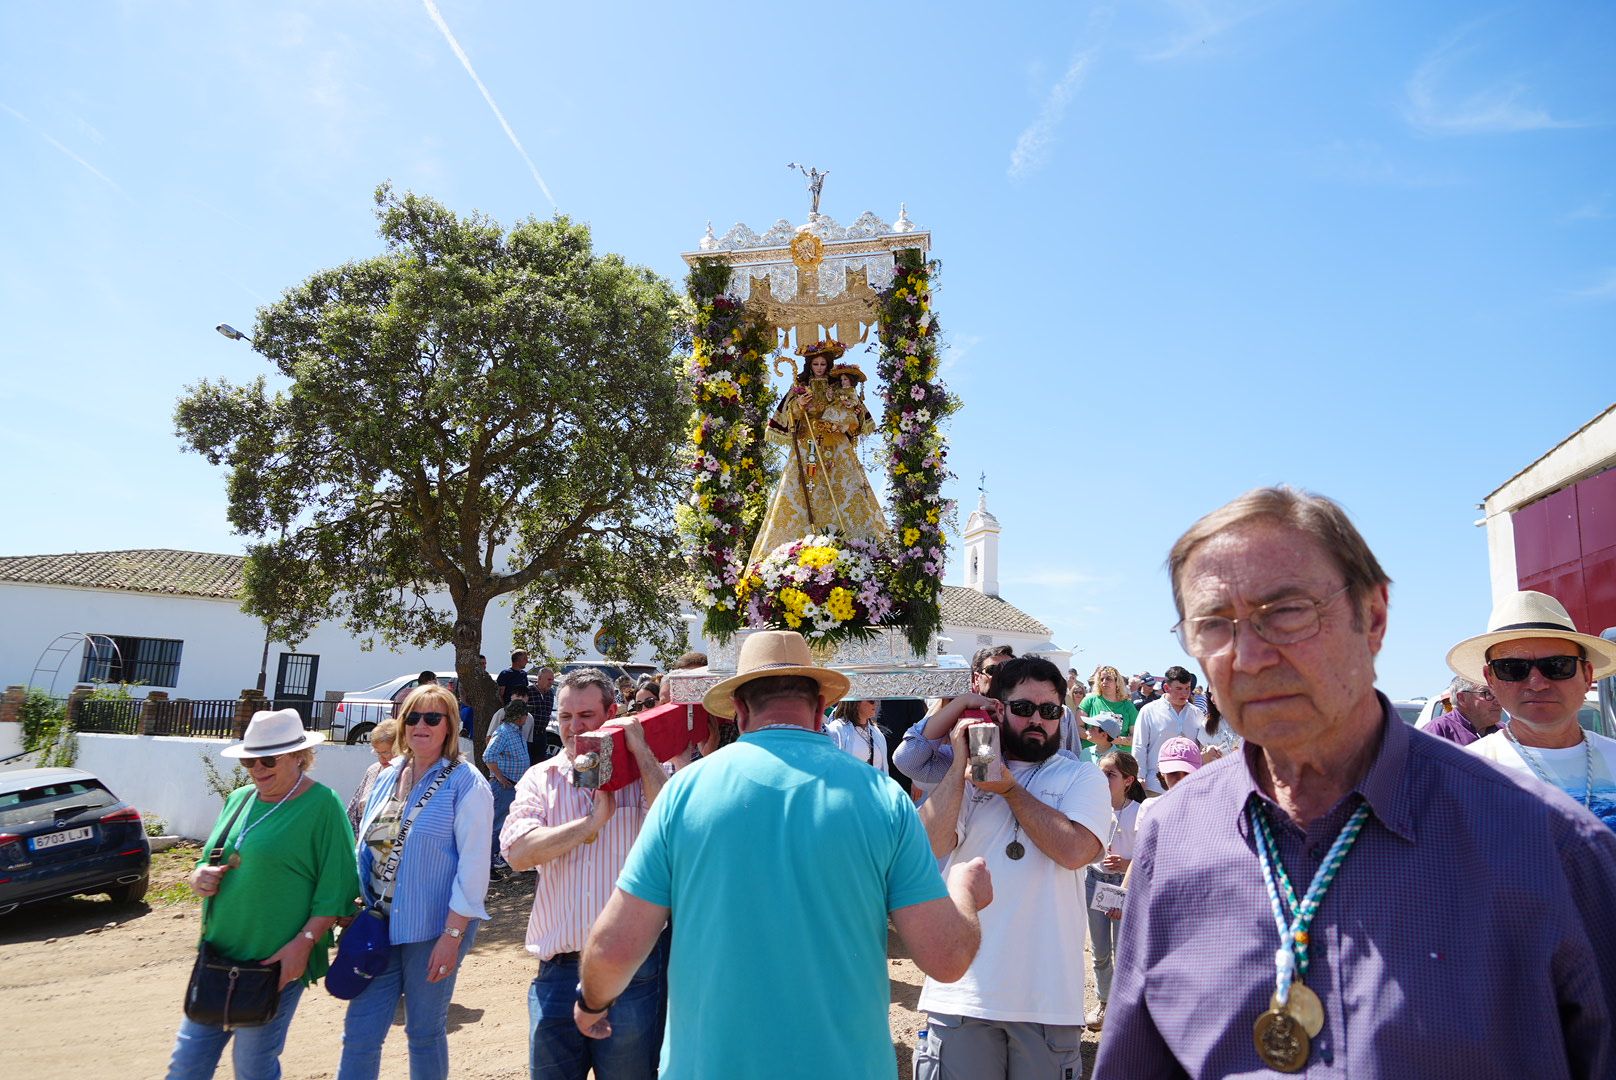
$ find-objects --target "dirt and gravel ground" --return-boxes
[4,843,1101,1078]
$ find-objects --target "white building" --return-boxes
[0,492,1059,701]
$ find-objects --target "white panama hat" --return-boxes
[221,707,325,759]
[1445,590,1616,683]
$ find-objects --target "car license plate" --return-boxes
[30,826,93,851]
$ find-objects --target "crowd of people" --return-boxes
[166,484,1616,1080]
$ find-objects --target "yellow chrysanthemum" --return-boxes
[902,527,920,546]
[797,546,838,569]
[826,587,856,622]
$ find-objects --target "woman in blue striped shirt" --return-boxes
[338,684,493,1080]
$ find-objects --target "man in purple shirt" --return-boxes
[1424,675,1502,747]
[1096,485,1616,1080]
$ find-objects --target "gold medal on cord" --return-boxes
[1253,1008,1309,1072]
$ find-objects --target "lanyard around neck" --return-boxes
[1249,799,1370,1006]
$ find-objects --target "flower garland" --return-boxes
[739,533,896,644]
[875,250,956,654]
[680,260,775,642]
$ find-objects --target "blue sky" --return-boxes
[2,1,1611,697]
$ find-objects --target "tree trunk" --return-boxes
[453,598,499,770]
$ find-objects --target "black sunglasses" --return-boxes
[1486,656,1583,682]
[404,711,447,727]
[241,755,280,769]
[1005,699,1063,721]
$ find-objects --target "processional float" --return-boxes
[574,170,969,786]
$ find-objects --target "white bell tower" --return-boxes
[963,483,1001,598]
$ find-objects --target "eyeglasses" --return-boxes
[1172,586,1350,655]
[404,711,447,727]
[1005,699,1063,721]
[241,755,279,769]
[979,663,1005,677]
[1455,686,1496,701]
[1486,656,1584,682]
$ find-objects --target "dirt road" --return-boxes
[4,845,1099,1078]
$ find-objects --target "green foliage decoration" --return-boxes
[874,251,957,654]
[679,260,776,642]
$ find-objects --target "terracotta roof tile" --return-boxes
[0,549,246,599]
[939,585,1051,636]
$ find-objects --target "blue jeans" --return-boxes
[1086,867,1125,1002]
[529,933,668,1080]
[491,782,516,864]
[165,980,305,1080]
[336,926,478,1080]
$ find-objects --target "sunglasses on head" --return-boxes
[404,711,447,727]
[1486,656,1583,682]
[242,755,280,769]
[1005,699,1063,721]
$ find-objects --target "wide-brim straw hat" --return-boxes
[221,707,325,758]
[1446,590,1616,682]
[703,631,851,720]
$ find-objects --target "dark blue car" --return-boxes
[0,767,151,914]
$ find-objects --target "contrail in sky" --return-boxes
[421,0,557,208]
[2,102,132,200]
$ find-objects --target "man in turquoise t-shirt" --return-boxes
[573,631,993,1079]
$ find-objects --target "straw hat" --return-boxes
[221,707,325,759]
[1445,590,1616,683]
[702,631,851,719]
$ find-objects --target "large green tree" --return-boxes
[175,185,692,749]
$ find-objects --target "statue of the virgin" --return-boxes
[748,340,887,565]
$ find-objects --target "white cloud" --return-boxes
[1298,139,1458,189]
[1141,0,1280,63]
[1404,23,1591,135]
[1571,270,1616,303]
[1563,196,1611,223]
[1008,48,1097,180]
[940,332,985,375]
[421,0,556,208]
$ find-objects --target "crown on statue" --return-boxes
[798,339,848,361]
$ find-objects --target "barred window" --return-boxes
[80,636,184,688]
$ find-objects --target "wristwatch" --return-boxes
[575,982,615,1014]
[443,926,464,939]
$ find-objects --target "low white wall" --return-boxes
[0,731,379,840]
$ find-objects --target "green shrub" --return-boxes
[20,688,76,767]
[141,811,168,837]
[200,754,249,802]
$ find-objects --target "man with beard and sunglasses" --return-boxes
[1451,590,1616,832]
[914,655,1110,1080]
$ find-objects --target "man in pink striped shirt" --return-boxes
[500,667,670,1080]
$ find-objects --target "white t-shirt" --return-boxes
[918,754,1111,1025]
[1133,698,1211,793]
[1104,797,1142,862]
[822,718,888,772]
[1469,727,1616,833]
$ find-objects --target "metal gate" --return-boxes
[274,653,320,724]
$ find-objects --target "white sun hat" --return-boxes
[1445,590,1616,683]
[221,707,325,759]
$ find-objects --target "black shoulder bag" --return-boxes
[182,795,284,1029]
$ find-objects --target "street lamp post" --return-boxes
[217,320,269,694]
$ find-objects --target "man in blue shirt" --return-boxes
[574,630,993,1079]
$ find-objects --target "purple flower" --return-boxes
[923,561,937,575]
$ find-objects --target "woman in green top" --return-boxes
[1080,665,1140,747]
[165,708,361,1080]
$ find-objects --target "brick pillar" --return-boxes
[139,691,170,736]
[0,686,24,726]
[233,690,265,739]
[65,684,93,726]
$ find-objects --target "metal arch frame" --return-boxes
[29,632,123,695]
